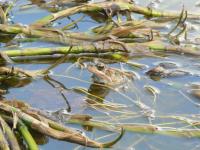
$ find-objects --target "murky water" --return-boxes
[2,0,200,149]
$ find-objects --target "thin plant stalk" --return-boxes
[33,2,200,26]
[17,120,38,150]
[0,127,10,150]
[0,116,21,150]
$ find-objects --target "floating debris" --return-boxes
[144,85,160,103]
[188,82,200,99]
[126,61,149,69]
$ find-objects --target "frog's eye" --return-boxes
[97,63,105,70]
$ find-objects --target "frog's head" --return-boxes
[87,62,106,73]
[87,63,112,84]
[95,62,105,71]
[146,66,165,77]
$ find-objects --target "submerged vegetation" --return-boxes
[1,0,200,149]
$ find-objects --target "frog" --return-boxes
[86,62,134,86]
[146,65,190,78]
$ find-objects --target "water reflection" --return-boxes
[87,83,110,103]
[44,75,72,112]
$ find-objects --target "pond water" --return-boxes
[2,0,200,149]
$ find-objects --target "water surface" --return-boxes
[2,0,200,149]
